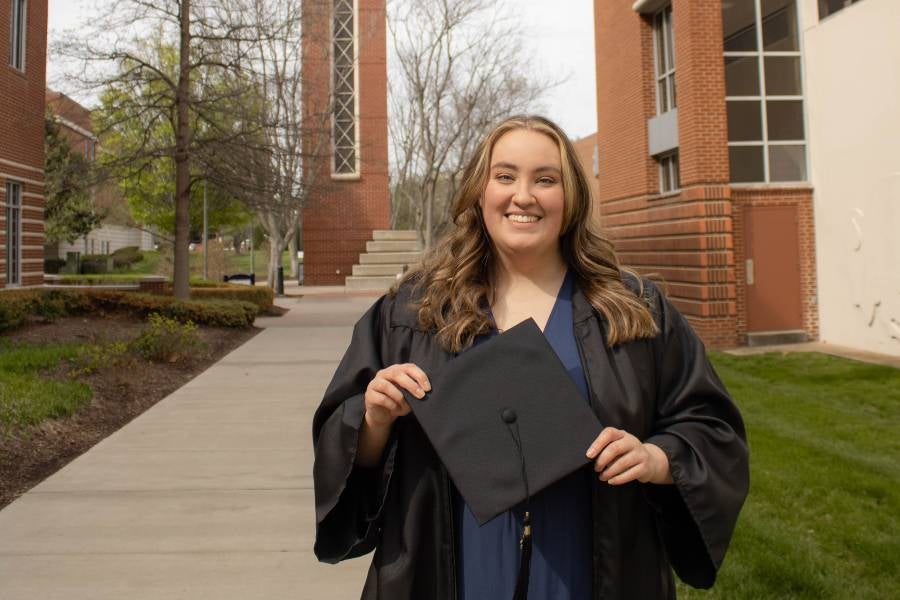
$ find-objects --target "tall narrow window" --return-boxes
[653,5,676,114]
[332,0,358,176]
[818,0,863,20]
[723,0,807,183]
[658,152,680,194]
[5,182,22,286]
[9,0,26,70]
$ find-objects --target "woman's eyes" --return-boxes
[494,174,557,185]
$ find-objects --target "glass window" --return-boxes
[653,5,676,114]
[818,0,863,20]
[769,145,807,181]
[725,55,760,96]
[9,0,27,70]
[658,152,680,194]
[332,0,357,175]
[723,0,757,51]
[5,181,22,285]
[766,100,805,140]
[729,146,765,182]
[764,56,802,95]
[762,0,798,51]
[723,0,806,183]
[727,101,763,141]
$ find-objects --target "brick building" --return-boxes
[594,0,823,349]
[573,133,601,222]
[44,90,156,261]
[301,0,390,285]
[1,0,47,289]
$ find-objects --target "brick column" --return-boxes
[301,0,390,285]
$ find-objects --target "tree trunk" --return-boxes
[266,233,285,289]
[288,233,299,278]
[424,188,434,249]
[172,0,193,300]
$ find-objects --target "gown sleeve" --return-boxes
[641,283,750,589]
[311,294,404,563]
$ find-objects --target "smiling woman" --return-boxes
[312,115,749,599]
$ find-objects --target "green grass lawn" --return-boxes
[677,352,899,599]
[226,250,295,279]
[56,250,295,283]
[0,341,92,431]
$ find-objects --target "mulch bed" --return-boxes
[0,314,262,510]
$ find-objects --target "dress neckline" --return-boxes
[489,270,571,334]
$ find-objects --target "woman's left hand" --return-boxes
[585,427,673,485]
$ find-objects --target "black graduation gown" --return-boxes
[311,276,749,599]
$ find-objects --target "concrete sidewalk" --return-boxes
[0,292,382,599]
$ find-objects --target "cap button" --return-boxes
[501,408,517,424]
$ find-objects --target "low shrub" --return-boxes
[130,313,207,363]
[44,258,66,274]
[70,342,131,377]
[80,255,113,274]
[0,288,257,332]
[190,286,274,312]
[111,246,143,269]
[0,290,40,331]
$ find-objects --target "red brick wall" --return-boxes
[46,90,95,158]
[573,133,600,221]
[593,0,818,348]
[302,0,390,285]
[595,0,737,348]
[1,0,47,289]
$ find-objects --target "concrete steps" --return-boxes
[366,240,422,253]
[353,264,406,276]
[746,330,809,347]
[344,230,423,291]
[373,230,418,241]
[358,251,422,264]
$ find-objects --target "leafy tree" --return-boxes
[97,82,253,240]
[43,112,105,244]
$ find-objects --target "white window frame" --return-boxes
[5,181,23,286]
[652,4,676,115]
[724,0,809,184]
[658,151,680,194]
[330,0,360,179]
[9,0,27,71]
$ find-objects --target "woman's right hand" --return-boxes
[364,363,431,429]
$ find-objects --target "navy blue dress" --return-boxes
[454,270,593,599]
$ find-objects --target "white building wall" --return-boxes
[800,0,900,356]
[55,224,157,258]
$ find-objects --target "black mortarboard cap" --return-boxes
[405,317,602,526]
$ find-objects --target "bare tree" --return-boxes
[206,0,334,289]
[388,0,558,247]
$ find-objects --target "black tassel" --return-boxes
[512,511,532,600]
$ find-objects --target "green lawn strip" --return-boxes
[0,342,92,429]
[678,352,899,599]
[226,251,295,278]
[115,250,161,275]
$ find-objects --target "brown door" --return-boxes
[744,205,803,331]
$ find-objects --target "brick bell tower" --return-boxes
[301,0,390,285]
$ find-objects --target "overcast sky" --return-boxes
[47,0,597,139]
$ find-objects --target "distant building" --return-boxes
[301,0,390,285]
[1,0,47,289]
[572,132,601,221]
[44,91,156,261]
[594,0,897,354]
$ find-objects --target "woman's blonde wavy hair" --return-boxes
[392,115,658,353]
